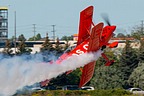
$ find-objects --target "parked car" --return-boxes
[127,88,144,94]
[81,86,95,91]
[31,87,45,91]
[13,85,45,95]
[62,85,80,90]
[43,85,56,90]
[13,86,41,95]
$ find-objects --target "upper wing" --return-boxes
[79,22,104,88]
[77,6,93,45]
[87,22,104,52]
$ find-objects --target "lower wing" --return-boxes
[79,61,96,87]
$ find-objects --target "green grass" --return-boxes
[15,89,133,96]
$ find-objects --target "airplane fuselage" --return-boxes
[57,25,116,64]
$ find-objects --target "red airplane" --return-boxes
[40,6,118,88]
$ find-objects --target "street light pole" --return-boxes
[14,11,16,54]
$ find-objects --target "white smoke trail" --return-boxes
[0,50,103,96]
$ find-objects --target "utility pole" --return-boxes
[33,24,36,41]
[141,20,144,35]
[14,11,16,54]
[51,25,56,41]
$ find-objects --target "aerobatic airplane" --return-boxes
[40,6,118,88]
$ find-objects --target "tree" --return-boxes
[128,63,144,89]
[90,65,124,89]
[9,36,15,41]
[61,35,73,41]
[28,33,42,41]
[117,33,126,38]
[138,40,144,63]
[2,40,13,56]
[128,27,144,89]
[131,25,144,38]
[54,38,64,56]
[90,50,123,89]
[36,33,42,40]
[16,40,32,55]
[131,32,144,63]
[118,40,139,88]
[40,33,55,62]
[66,69,81,85]
[40,33,54,52]
[60,35,74,51]
[28,37,34,41]
[48,69,81,86]
[18,34,26,41]
[130,27,144,63]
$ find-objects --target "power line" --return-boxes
[33,24,36,41]
[141,20,144,34]
[51,25,56,40]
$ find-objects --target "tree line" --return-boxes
[1,25,144,90]
[2,33,73,56]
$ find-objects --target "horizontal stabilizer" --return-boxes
[105,60,114,66]
[101,53,114,66]
[107,41,118,48]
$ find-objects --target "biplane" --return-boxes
[41,6,118,88]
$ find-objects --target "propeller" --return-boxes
[101,13,116,37]
[101,13,111,26]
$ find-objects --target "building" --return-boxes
[111,37,141,49]
[0,40,71,54]
[0,36,142,54]
[0,7,8,42]
[73,34,78,41]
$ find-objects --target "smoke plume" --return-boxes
[0,50,102,96]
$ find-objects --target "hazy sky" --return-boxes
[1,0,144,39]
